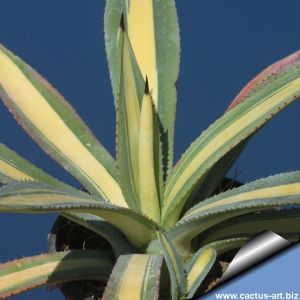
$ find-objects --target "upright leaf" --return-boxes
[163,50,300,227]
[105,0,180,173]
[0,45,126,207]
[0,250,112,299]
[116,20,144,210]
[102,254,163,300]
[138,80,161,222]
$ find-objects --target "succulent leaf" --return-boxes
[0,182,156,248]
[200,209,300,246]
[0,45,126,207]
[2,2,300,299]
[156,230,185,300]
[116,25,144,210]
[185,247,216,299]
[206,238,248,256]
[226,51,300,111]
[182,144,246,215]
[0,144,32,184]
[0,250,112,299]
[169,172,300,257]
[0,143,74,190]
[138,87,161,222]
[105,0,180,174]
[61,212,134,257]
[153,106,166,206]
[102,254,163,300]
[163,50,300,227]
[0,144,135,256]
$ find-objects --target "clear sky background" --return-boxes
[0,1,299,299]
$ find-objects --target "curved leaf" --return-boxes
[61,212,134,257]
[207,238,248,256]
[163,50,300,227]
[200,209,300,246]
[0,182,156,248]
[102,254,163,300]
[0,250,112,299]
[168,172,300,257]
[184,238,251,298]
[226,51,300,111]
[0,45,126,207]
[0,145,134,255]
[185,247,216,299]
[156,230,185,300]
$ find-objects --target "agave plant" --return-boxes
[0,0,300,299]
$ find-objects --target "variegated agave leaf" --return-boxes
[0,1,300,299]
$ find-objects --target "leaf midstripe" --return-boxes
[168,172,300,256]
[200,209,300,245]
[163,51,300,225]
[185,247,216,299]
[105,0,180,173]
[0,45,126,207]
[0,250,112,299]
[116,29,143,210]
[102,254,163,300]
[139,92,160,222]
[0,143,74,191]
[156,230,185,300]
[0,182,156,248]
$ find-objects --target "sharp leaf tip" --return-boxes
[120,12,125,32]
[145,76,150,95]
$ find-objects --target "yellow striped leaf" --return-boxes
[0,143,72,190]
[116,21,144,210]
[0,250,112,299]
[0,144,135,255]
[105,0,180,173]
[102,254,163,300]
[186,237,249,296]
[200,209,300,246]
[206,238,248,256]
[185,247,216,299]
[0,144,134,255]
[0,182,156,248]
[156,230,185,300]
[0,45,126,207]
[168,172,300,257]
[184,143,246,212]
[163,50,300,227]
[139,85,160,222]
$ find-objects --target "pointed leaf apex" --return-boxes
[119,12,125,32]
[144,76,150,95]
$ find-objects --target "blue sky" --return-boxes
[0,1,300,299]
